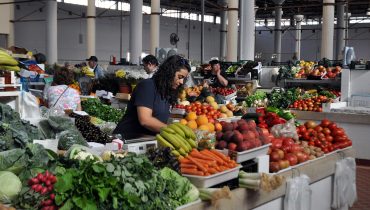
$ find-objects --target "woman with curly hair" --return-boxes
[113,55,190,137]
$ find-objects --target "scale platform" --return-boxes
[122,134,157,154]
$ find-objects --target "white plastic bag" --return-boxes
[20,91,41,119]
[271,119,299,140]
[284,174,311,210]
[332,157,357,209]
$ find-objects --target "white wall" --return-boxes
[0,3,11,34]
[12,2,370,64]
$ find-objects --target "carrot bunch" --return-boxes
[179,149,238,176]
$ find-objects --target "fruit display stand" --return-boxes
[179,147,355,210]
[292,110,370,160]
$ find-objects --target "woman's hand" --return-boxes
[137,106,167,133]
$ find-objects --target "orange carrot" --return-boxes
[179,158,191,164]
[180,163,197,169]
[190,152,215,161]
[210,150,230,162]
[187,156,208,173]
[201,150,225,164]
[204,172,211,176]
[208,168,218,174]
[192,157,216,167]
[181,168,204,176]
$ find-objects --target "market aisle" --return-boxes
[350,166,370,210]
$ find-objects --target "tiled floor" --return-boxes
[350,166,370,210]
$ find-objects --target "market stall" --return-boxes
[0,50,359,210]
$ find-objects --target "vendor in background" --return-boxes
[45,67,81,113]
[203,59,228,87]
[113,55,190,137]
[86,56,105,79]
[142,55,159,78]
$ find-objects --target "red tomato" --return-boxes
[328,123,338,130]
[314,126,323,133]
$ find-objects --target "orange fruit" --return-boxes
[207,123,215,132]
[180,119,188,125]
[214,122,222,132]
[186,111,197,121]
[196,115,208,126]
[187,120,198,130]
[198,124,209,132]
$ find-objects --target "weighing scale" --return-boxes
[121,134,157,154]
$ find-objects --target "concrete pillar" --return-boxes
[130,0,143,65]
[220,0,227,60]
[321,0,335,59]
[240,0,255,60]
[294,15,304,60]
[46,0,58,64]
[150,0,160,55]
[226,0,238,62]
[336,0,345,60]
[201,0,204,63]
[273,0,284,62]
[87,0,96,57]
[8,0,14,47]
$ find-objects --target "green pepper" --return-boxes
[266,107,280,114]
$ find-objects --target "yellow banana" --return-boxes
[173,122,196,139]
[160,126,176,134]
[160,130,181,149]
[174,133,192,152]
[156,134,175,149]
[168,124,186,138]
[0,54,18,66]
[186,138,197,148]
[171,150,180,157]
[0,65,20,72]
[177,148,187,156]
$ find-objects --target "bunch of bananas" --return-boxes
[81,66,95,77]
[156,122,198,158]
[0,49,20,72]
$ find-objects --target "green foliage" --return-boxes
[54,154,197,210]
[81,98,124,123]
[245,90,267,107]
[268,88,300,109]
[0,103,42,151]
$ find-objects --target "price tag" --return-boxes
[247,107,257,113]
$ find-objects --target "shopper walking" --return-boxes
[142,55,159,78]
[113,55,190,137]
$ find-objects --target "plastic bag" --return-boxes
[332,157,357,209]
[270,119,299,140]
[57,130,88,151]
[20,91,41,119]
[284,174,311,210]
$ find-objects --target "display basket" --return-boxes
[182,165,242,188]
[228,143,271,163]
[171,108,186,115]
[218,91,237,101]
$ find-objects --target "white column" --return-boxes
[150,0,160,55]
[130,0,143,65]
[46,0,58,64]
[226,0,238,62]
[87,0,96,57]
[240,0,255,60]
[321,0,335,59]
[294,15,304,60]
[219,1,227,60]
[201,0,205,63]
[8,0,14,47]
[336,0,345,60]
[273,3,283,62]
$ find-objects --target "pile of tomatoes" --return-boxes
[184,102,222,119]
[289,95,329,112]
[297,119,352,153]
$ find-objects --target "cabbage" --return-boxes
[0,171,22,203]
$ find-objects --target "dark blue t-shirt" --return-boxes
[113,79,170,137]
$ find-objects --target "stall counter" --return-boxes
[181,148,354,210]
